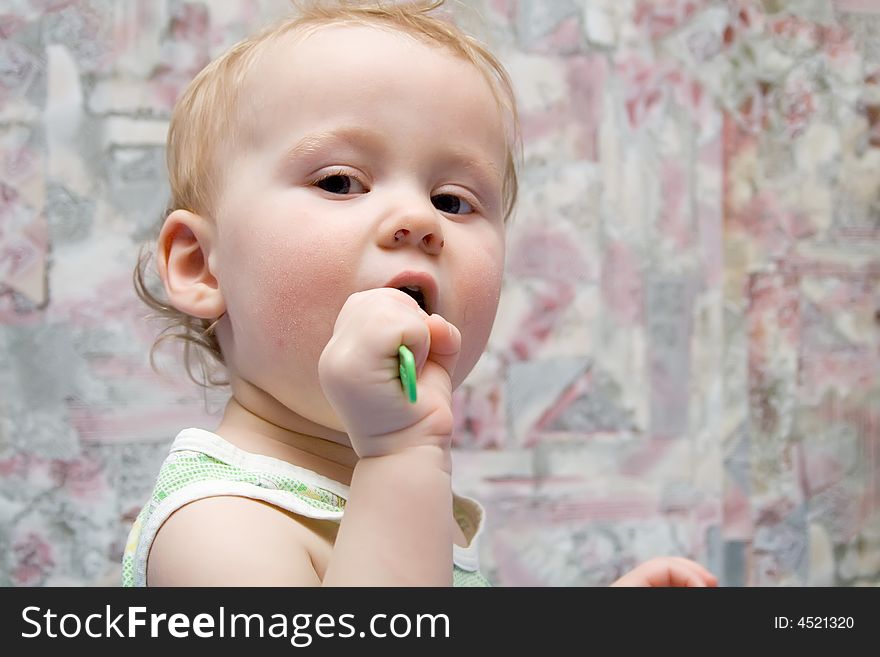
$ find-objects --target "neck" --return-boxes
[214,392,357,486]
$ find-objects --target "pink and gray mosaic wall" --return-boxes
[1,0,878,586]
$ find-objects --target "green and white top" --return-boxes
[122,428,491,587]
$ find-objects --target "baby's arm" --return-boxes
[319,289,461,586]
[321,446,453,585]
[147,496,322,586]
[611,557,718,587]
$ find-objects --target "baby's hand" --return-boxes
[319,288,461,459]
[610,557,718,587]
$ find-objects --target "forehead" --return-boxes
[238,23,507,156]
[263,21,484,84]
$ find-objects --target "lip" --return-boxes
[383,270,439,314]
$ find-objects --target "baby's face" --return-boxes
[210,24,508,431]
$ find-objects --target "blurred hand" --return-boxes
[611,557,718,587]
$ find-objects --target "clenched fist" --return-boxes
[318,288,461,459]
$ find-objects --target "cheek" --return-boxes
[221,224,353,360]
[458,269,502,338]
[453,242,504,384]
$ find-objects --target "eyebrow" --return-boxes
[441,149,504,191]
[282,128,385,163]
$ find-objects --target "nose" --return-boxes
[379,198,445,256]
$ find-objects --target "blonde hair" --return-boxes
[134,0,520,388]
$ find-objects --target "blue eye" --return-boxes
[431,194,472,215]
[314,174,366,195]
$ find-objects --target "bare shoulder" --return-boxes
[147,495,322,586]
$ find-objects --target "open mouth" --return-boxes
[384,271,437,314]
[397,285,427,312]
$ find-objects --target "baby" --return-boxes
[123,0,717,587]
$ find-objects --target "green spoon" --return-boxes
[398,345,417,404]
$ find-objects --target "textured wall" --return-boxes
[1,0,878,587]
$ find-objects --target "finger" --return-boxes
[672,567,707,587]
[397,316,432,376]
[630,562,700,588]
[421,313,461,380]
[609,571,640,587]
[667,564,715,588]
[333,288,424,338]
[668,557,718,586]
[344,288,430,366]
[611,558,716,587]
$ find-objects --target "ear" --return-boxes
[156,209,225,319]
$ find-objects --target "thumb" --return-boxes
[420,313,461,382]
